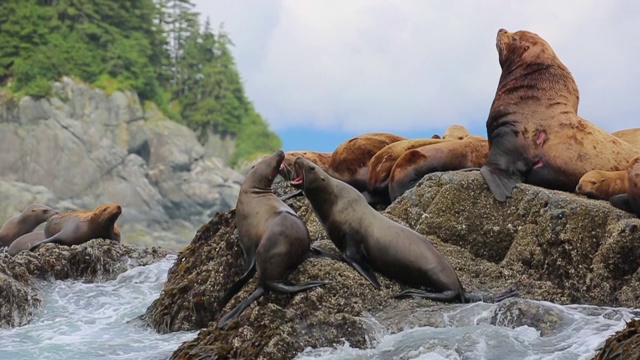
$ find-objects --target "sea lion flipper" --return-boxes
[220,260,257,309]
[394,288,460,302]
[308,247,343,261]
[456,167,481,172]
[265,280,328,294]
[609,194,634,213]
[217,286,266,329]
[28,237,56,252]
[279,190,304,202]
[480,165,520,202]
[342,254,381,289]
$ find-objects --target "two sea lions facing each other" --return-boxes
[217,150,331,329]
[480,29,640,202]
[290,156,517,303]
[0,204,58,247]
[576,170,627,200]
[388,135,489,202]
[27,203,122,254]
[610,155,640,217]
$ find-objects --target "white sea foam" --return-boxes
[0,255,197,360]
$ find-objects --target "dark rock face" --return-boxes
[143,171,640,359]
[0,239,170,328]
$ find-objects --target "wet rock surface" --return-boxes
[0,239,170,328]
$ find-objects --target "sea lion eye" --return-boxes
[524,45,530,51]
[589,180,597,185]
[309,165,316,171]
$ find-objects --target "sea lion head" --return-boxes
[279,151,308,181]
[243,150,286,191]
[92,203,122,225]
[496,29,559,70]
[291,156,327,192]
[443,125,470,140]
[24,204,58,223]
[576,170,606,199]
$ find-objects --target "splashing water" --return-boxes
[0,255,197,360]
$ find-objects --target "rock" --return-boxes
[143,171,640,359]
[593,318,640,360]
[0,238,171,328]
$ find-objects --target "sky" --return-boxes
[191,1,640,152]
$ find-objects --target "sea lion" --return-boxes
[443,125,471,140]
[0,204,58,247]
[327,132,406,194]
[610,155,640,217]
[576,170,627,200]
[367,138,451,204]
[388,136,489,202]
[7,231,45,256]
[279,150,332,181]
[217,150,329,329]
[291,156,517,303]
[29,203,122,251]
[480,29,640,202]
[612,128,640,148]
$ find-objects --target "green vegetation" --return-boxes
[0,0,280,166]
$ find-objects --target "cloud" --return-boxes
[192,0,640,134]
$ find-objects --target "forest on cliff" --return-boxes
[0,0,280,165]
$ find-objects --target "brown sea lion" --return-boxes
[443,125,471,140]
[367,138,451,204]
[0,204,58,247]
[612,128,640,148]
[29,204,122,251]
[389,136,489,202]
[7,231,45,256]
[327,132,406,193]
[279,150,332,181]
[291,156,517,303]
[480,29,640,202]
[610,155,640,217]
[576,170,627,200]
[217,150,329,329]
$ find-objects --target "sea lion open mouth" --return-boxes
[290,162,304,186]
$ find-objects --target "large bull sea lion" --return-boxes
[0,204,57,247]
[217,150,329,329]
[480,29,640,202]
[291,156,517,303]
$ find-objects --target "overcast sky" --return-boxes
[192,1,640,151]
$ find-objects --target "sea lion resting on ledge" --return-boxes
[480,29,640,202]
[217,150,329,329]
[28,204,122,252]
[612,128,640,148]
[576,170,627,200]
[610,155,640,217]
[291,156,517,303]
[0,204,57,247]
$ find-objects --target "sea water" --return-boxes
[0,256,636,360]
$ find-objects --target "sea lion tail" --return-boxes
[480,165,521,202]
[609,194,633,213]
[463,287,519,303]
[217,286,266,329]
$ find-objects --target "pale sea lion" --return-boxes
[576,170,627,200]
[217,150,329,329]
[480,29,640,202]
[389,135,489,202]
[367,138,451,205]
[29,204,122,251]
[291,156,517,302]
[8,231,45,256]
[612,128,640,148]
[610,155,640,217]
[0,204,57,247]
[443,125,471,140]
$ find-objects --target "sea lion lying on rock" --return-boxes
[609,155,640,217]
[217,150,329,329]
[291,156,517,303]
[0,204,57,247]
[480,29,640,202]
[576,170,627,200]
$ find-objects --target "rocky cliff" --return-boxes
[0,77,244,249]
[140,171,640,359]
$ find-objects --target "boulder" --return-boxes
[142,171,640,359]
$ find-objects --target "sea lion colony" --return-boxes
[1,28,639,331]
